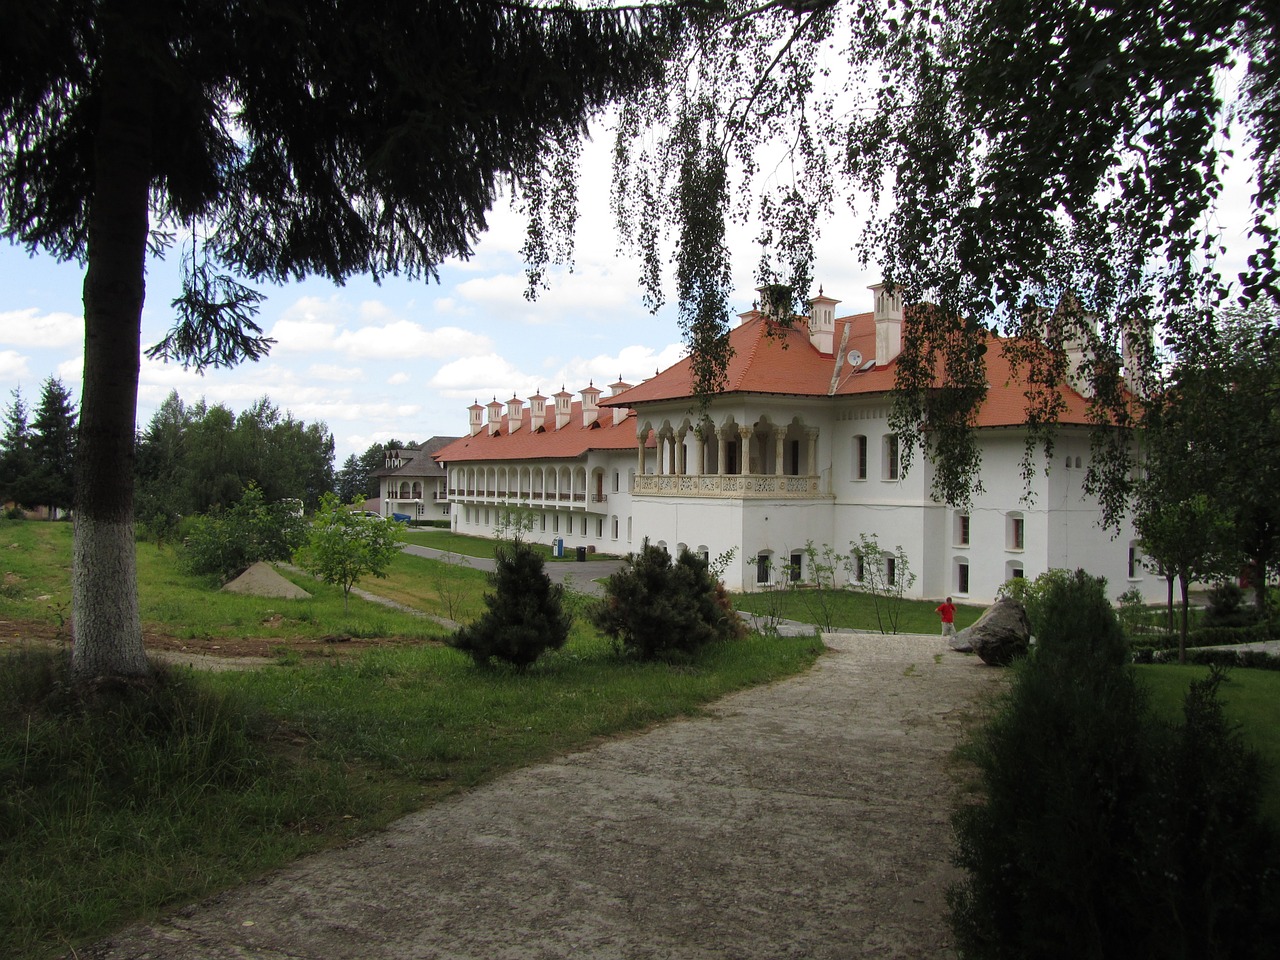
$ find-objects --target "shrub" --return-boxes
[448,540,570,670]
[1204,581,1257,628]
[950,584,1278,958]
[180,484,307,582]
[591,542,746,660]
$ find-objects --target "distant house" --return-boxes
[374,436,458,521]
[433,284,1160,603]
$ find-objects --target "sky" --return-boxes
[0,129,878,466]
[0,120,1263,468]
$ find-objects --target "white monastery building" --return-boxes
[433,285,1157,603]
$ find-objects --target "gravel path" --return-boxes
[82,633,1003,960]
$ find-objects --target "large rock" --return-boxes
[952,598,1030,666]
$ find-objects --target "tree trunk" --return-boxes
[1178,573,1190,665]
[71,8,155,681]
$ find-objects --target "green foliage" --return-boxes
[0,387,34,508]
[797,540,843,631]
[950,602,1279,959]
[1032,568,1129,668]
[1204,581,1257,628]
[448,540,570,670]
[593,541,747,660]
[180,483,307,583]
[295,493,401,612]
[846,533,916,635]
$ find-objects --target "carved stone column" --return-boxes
[693,432,705,476]
[676,429,688,475]
[806,427,819,477]
[774,429,786,476]
[717,432,727,476]
[738,426,752,474]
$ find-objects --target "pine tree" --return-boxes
[28,376,77,518]
[1,0,677,680]
[449,540,570,670]
[0,387,35,509]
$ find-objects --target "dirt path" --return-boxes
[81,634,1004,960]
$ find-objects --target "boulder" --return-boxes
[953,598,1030,666]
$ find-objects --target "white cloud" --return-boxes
[0,308,82,348]
[307,363,365,383]
[0,350,30,382]
[387,372,410,385]
[429,353,541,400]
[332,320,492,360]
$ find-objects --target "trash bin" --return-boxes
[576,545,587,562]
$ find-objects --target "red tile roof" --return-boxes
[599,311,1099,427]
[434,404,651,465]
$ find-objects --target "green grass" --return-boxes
[0,518,824,958]
[734,586,985,634]
[1136,663,1280,828]
[403,527,620,562]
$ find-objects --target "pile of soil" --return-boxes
[221,561,312,599]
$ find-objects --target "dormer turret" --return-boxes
[869,282,903,366]
[808,288,839,355]
[609,377,632,426]
[580,382,601,427]
[528,391,547,431]
[468,401,484,437]
[486,398,503,436]
[505,395,523,434]
[553,387,573,431]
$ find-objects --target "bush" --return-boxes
[1204,581,1257,628]
[591,542,747,660]
[950,584,1278,958]
[448,540,570,670]
[180,484,307,582]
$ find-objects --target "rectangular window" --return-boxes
[790,552,803,583]
[541,514,547,531]
[757,554,771,585]
[886,555,897,586]
[553,514,559,533]
[613,471,620,492]
[958,513,970,546]
[855,554,865,582]
[1011,567,1024,580]
[855,435,868,480]
[612,517,619,540]
[1010,516,1025,551]
[957,562,970,594]
[884,435,899,480]
[484,508,490,526]
[596,518,604,538]
[580,517,587,536]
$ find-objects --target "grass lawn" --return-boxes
[0,518,823,959]
[734,586,985,634]
[1135,663,1280,830]
[403,526,622,562]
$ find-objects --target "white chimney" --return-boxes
[609,378,632,426]
[486,398,503,436]
[528,391,547,431]
[580,382,601,427]
[807,288,839,355]
[505,395,523,434]
[869,282,902,366]
[553,387,573,430]
[468,401,484,437]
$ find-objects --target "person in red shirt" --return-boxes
[936,597,957,637]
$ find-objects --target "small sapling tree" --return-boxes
[847,534,915,634]
[296,493,401,612]
[799,540,843,631]
[448,539,570,670]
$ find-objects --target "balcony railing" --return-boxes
[633,474,824,499]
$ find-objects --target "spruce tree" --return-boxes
[449,540,570,670]
[0,387,35,509]
[28,376,77,518]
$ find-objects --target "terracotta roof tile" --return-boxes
[434,403,651,464]
[599,312,1100,427]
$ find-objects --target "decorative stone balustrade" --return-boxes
[633,474,825,498]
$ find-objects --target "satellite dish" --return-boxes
[847,350,863,368]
